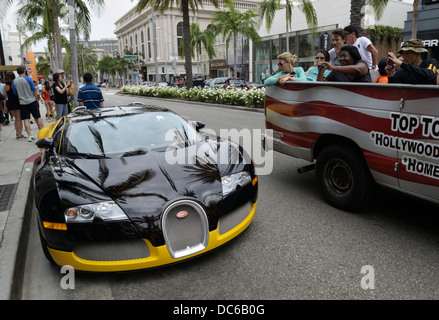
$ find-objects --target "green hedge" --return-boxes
[121,85,265,108]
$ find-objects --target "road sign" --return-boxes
[124,57,136,61]
[27,67,33,75]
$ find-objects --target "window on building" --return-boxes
[177,21,184,57]
[147,27,151,60]
[141,31,145,57]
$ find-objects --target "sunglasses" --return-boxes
[315,56,325,60]
[277,61,288,67]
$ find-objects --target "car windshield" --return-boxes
[64,111,200,157]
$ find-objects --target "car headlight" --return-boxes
[221,171,252,197]
[65,201,129,223]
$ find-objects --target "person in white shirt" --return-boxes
[344,25,379,71]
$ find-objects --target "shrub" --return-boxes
[121,85,265,108]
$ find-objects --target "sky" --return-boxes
[2,0,137,51]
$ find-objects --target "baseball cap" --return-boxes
[56,69,65,74]
[398,39,428,54]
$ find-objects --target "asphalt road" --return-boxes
[21,89,439,301]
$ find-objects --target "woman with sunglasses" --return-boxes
[306,50,332,81]
[317,45,371,82]
[264,52,306,86]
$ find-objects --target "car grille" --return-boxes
[218,201,252,235]
[162,200,209,259]
[73,239,150,262]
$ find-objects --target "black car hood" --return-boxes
[67,137,249,222]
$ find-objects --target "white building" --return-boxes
[113,0,413,83]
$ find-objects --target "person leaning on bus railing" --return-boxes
[316,45,371,82]
[385,39,438,85]
[306,49,332,81]
[264,52,306,86]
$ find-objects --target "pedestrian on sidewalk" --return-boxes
[42,81,55,121]
[52,71,71,120]
[3,72,26,140]
[12,66,44,142]
[77,73,104,109]
[0,91,5,140]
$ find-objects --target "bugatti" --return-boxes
[34,105,258,272]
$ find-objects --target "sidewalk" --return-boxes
[0,101,49,300]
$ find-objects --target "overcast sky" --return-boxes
[3,0,137,51]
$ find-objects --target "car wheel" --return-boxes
[316,145,373,211]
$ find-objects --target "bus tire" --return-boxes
[316,145,373,212]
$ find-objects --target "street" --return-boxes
[21,89,439,300]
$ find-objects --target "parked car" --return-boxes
[245,82,265,89]
[34,104,258,272]
[193,75,205,88]
[205,77,249,90]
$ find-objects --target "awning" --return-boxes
[0,65,21,72]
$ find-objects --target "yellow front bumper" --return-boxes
[48,201,257,272]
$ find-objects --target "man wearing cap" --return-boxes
[386,39,438,84]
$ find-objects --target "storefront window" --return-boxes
[298,33,319,58]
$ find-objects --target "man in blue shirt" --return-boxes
[77,73,104,109]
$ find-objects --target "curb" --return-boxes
[0,154,39,300]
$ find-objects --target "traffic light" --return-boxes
[116,53,120,60]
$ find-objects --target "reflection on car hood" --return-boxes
[68,137,248,221]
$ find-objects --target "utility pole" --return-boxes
[152,9,159,86]
[68,0,79,108]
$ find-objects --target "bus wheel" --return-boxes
[316,145,373,212]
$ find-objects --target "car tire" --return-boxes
[316,144,373,212]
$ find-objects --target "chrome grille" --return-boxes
[73,239,150,261]
[162,200,209,259]
[218,201,252,235]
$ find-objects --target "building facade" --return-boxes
[114,0,412,84]
[113,0,258,84]
[402,0,439,62]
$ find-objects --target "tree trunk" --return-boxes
[350,0,366,35]
[52,0,63,70]
[411,0,419,39]
[182,0,193,88]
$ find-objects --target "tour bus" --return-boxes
[264,82,439,211]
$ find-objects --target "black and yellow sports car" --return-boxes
[34,105,257,272]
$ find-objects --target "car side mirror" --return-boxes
[194,121,205,131]
[36,137,54,149]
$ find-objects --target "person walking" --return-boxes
[344,25,379,71]
[77,73,104,109]
[2,72,25,139]
[42,81,55,121]
[12,66,44,142]
[52,71,71,120]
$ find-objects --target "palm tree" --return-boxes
[36,53,52,78]
[260,0,317,52]
[188,22,216,76]
[135,0,219,88]
[349,0,389,35]
[211,1,260,79]
[14,0,66,70]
